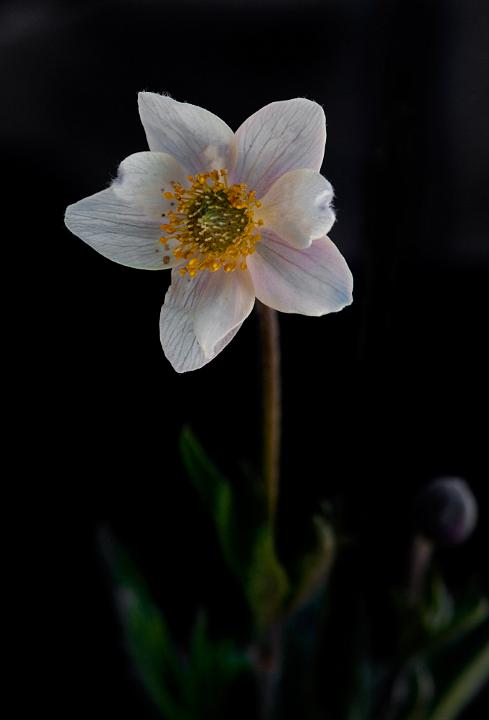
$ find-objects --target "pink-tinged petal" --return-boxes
[64,187,181,270]
[233,99,326,198]
[138,93,236,175]
[160,269,255,373]
[258,168,335,249]
[112,151,187,220]
[248,231,353,315]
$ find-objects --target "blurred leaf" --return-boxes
[99,529,188,720]
[179,426,244,577]
[396,572,468,661]
[286,510,336,614]
[101,530,257,720]
[392,606,489,720]
[423,596,489,662]
[184,612,254,718]
[428,635,489,720]
[420,572,454,636]
[180,426,289,630]
[247,525,290,630]
[393,661,434,720]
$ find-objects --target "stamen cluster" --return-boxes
[160,169,263,277]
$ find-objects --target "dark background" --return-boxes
[4,0,488,717]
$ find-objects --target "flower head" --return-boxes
[65,94,353,372]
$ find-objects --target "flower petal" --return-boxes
[258,169,335,249]
[112,151,187,220]
[192,270,255,358]
[65,187,180,270]
[138,93,236,175]
[160,269,255,372]
[247,231,353,315]
[233,99,326,198]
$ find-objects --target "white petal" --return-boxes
[112,151,186,220]
[247,231,353,315]
[138,93,236,175]
[65,187,180,270]
[233,99,326,198]
[160,269,255,373]
[258,169,335,249]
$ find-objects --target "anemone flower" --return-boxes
[65,94,353,372]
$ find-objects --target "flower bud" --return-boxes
[414,477,478,546]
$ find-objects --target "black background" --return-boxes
[4,0,488,717]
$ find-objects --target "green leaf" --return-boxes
[179,426,290,630]
[428,636,489,720]
[100,529,258,719]
[286,511,336,613]
[179,426,243,576]
[394,602,489,720]
[247,525,290,630]
[420,572,454,636]
[184,612,254,718]
[423,596,489,663]
[392,661,434,720]
[99,530,188,720]
[396,573,482,662]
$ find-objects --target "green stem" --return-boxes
[256,302,281,521]
[429,641,489,720]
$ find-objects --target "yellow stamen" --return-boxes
[160,169,262,277]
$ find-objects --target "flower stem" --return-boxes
[408,534,433,605]
[256,302,281,520]
[252,622,283,720]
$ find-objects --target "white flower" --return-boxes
[65,94,353,373]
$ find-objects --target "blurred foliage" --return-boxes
[387,570,489,720]
[101,530,256,720]
[100,431,489,719]
[180,426,290,631]
[179,426,336,632]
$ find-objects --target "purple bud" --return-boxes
[414,477,478,546]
